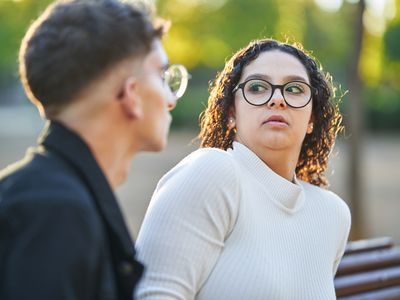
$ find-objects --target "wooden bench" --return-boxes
[334,237,400,299]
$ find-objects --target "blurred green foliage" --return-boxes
[0,0,52,83]
[384,23,400,61]
[0,0,399,131]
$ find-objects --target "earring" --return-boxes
[228,118,235,129]
[307,123,314,134]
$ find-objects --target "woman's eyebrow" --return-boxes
[283,75,309,82]
[244,73,270,81]
[244,73,309,83]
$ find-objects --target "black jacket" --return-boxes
[0,121,144,300]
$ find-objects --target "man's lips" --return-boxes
[263,115,289,126]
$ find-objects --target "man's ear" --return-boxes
[118,76,143,119]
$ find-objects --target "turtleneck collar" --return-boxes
[228,141,305,214]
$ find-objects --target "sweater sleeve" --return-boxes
[332,196,352,275]
[135,149,240,300]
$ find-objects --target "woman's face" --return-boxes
[232,50,313,158]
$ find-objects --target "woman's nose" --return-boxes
[267,88,286,108]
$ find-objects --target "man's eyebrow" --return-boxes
[244,73,309,83]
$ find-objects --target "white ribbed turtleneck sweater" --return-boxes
[136,142,351,300]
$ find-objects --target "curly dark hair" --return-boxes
[199,38,343,187]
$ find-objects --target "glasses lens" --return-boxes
[243,79,272,105]
[283,81,312,107]
[242,79,312,107]
[164,64,190,99]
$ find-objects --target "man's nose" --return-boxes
[167,94,177,111]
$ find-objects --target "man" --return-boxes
[0,0,190,299]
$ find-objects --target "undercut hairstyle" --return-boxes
[199,38,343,187]
[19,0,167,118]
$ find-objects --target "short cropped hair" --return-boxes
[19,0,166,118]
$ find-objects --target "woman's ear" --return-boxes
[307,122,314,134]
[118,76,143,119]
[307,114,315,134]
[227,106,236,129]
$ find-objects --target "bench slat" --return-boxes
[337,285,400,300]
[336,247,400,276]
[344,237,394,255]
[335,266,400,296]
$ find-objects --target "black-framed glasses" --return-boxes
[232,78,314,108]
[162,64,191,99]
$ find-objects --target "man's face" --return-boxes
[134,40,177,152]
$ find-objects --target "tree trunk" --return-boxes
[346,0,365,240]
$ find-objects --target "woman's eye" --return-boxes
[247,82,268,93]
[285,84,304,94]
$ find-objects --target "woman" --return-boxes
[135,39,351,300]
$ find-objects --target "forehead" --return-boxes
[241,50,309,83]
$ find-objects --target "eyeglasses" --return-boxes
[162,64,191,99]
[232,79,313,108]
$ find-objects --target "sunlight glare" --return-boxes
[314,0,343,12]
[364,0,397,36]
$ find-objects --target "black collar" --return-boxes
[39,121,135,256]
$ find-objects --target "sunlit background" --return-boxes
[0,0,399,242]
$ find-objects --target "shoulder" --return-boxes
[179,147,235,170]
[300,181,351,221]
[150,148,240,219]
[0,148,95,223]
[2,146,90,197]
[158,147,238,188]
[140,148,241,246]
[0,178,101,248]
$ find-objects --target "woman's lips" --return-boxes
[263,115,289,126]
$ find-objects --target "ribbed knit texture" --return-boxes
[136,142,351,300]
